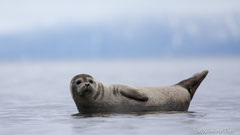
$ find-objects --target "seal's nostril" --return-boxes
[85,83,90,87]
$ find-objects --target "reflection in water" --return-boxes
[70,111,209,135]
[72,111,194,118]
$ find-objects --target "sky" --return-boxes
[0,0,240,60]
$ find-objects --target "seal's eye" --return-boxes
[89,79,93,84]
[76,80,82,85]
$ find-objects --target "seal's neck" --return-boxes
[91,82,104,101]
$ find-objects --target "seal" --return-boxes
[70,70,208,113]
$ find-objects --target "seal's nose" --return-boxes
[85,83,90,87]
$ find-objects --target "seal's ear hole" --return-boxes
[89,79,93,84]
[76,80,82,85]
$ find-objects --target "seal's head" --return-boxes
[70,74,97,98]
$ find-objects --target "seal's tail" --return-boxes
[176,70,208,98]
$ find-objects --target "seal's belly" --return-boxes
[78,86,191,113]
[78,102,190,113]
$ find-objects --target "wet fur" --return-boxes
[70,71,208,113]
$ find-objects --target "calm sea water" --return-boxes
[0,58,239,135]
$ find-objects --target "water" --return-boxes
[0,58,239,135]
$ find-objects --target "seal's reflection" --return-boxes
[71,111,194,118]
[69,111,204,135]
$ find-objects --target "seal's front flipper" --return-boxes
[120,89,148,102]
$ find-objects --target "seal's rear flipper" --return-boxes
[176,70,208,99]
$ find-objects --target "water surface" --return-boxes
[0,58,239,135]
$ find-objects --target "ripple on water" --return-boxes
[0,59,240,135]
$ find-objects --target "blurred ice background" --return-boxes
[0,0,240,135]
[0,0,240,59]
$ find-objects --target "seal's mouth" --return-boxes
[77,86,91,96]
